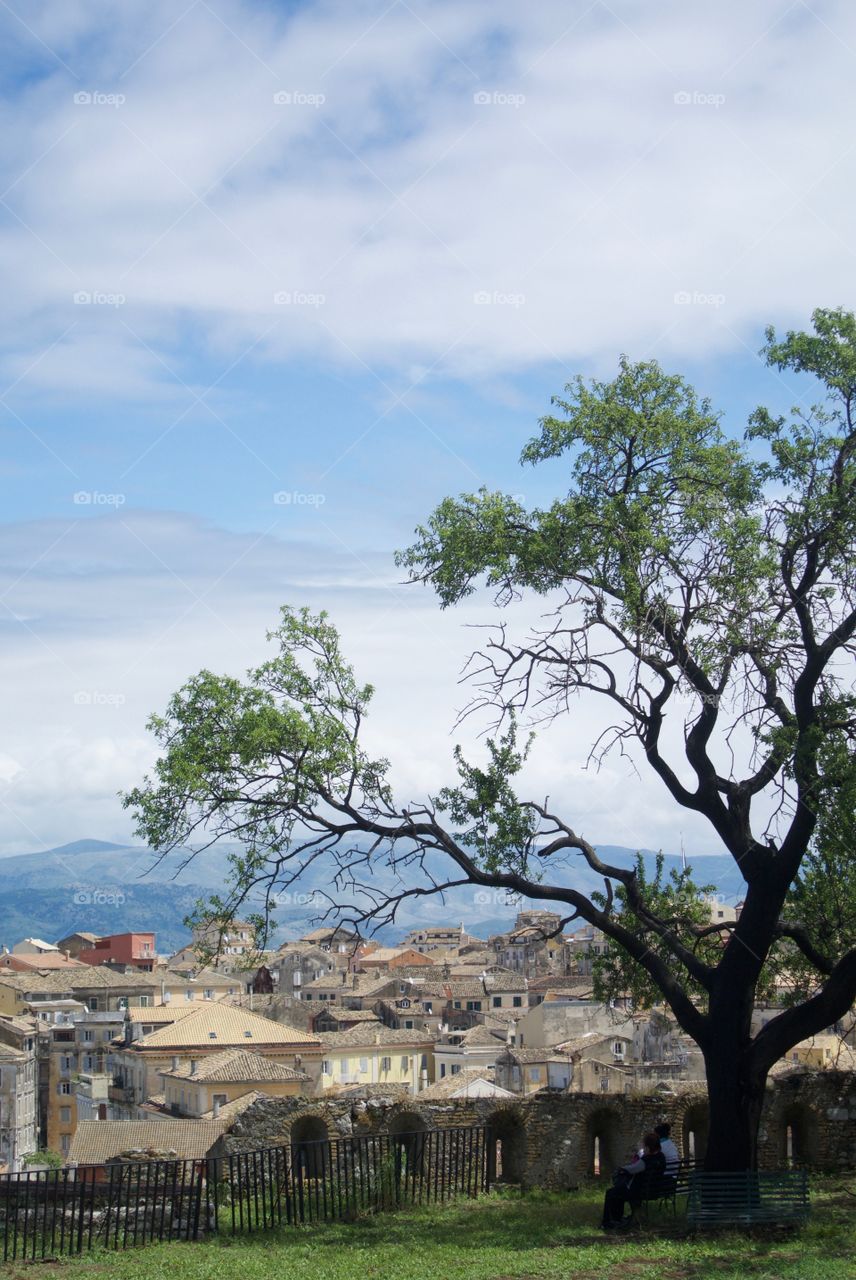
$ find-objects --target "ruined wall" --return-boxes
[222,1071,856,1186]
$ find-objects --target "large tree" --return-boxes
[127,309,856,1172]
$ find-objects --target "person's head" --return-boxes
[654,1122,671,1140]
[642,1132,661,1154]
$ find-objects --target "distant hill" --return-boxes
[0,838,746,954]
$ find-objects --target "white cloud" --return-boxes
[0,509,736,858]
[0,0,854,397]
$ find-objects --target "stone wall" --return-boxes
[221,1071,856,1186]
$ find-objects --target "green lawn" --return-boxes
[2,1182,853,1280]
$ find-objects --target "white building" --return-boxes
[0,1016,38,1172]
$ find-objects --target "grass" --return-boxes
[1,1180,853,1280]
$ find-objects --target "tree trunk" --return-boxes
[702,1045,767,1171]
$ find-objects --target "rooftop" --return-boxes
[160,1049,308,1083]
[68,1120,228,1166]
[131,1003,320,1050]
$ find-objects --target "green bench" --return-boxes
[686,1169,810,1228]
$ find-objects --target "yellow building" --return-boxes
[111,1002,320,1116]
[157,1048,308,1117]
[316,1025,434,1094]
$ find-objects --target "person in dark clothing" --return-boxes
[601,1132,666,1230]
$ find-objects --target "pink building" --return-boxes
[78,933,156,972]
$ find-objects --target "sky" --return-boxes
[0,0,854,859]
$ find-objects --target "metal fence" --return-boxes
[1,1126,492,1261]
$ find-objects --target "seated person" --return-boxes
[654,1121,680,1179]
[601,1132,666,1230]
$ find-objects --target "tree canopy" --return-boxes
[127,308,856,1169]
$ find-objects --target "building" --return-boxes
[0,950,85,972]
[67,1119,230,1170]
[46,1009,126,1158]
[356,947,433,971]
[273,945,335,998]
[403,924,478,951]
[191,919,256,961]
[11,939,61,957]
[110,1003,321,1116]
[491,911,567,975]
[0,1015,38,1172]
[316,1024,434,1095]
[55,932,101,959]
[78,933,157,972]
[494,1045,576,1094]
[433,1023,508,1080]
[155,1049,309,1117]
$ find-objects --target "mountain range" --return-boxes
[0,838,746,955]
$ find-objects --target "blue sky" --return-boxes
[0,0,853,858]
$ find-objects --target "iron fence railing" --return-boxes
[1,1126,492,1261]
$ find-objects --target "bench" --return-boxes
[686,1170,810,1228]
[636,1161,699,1216]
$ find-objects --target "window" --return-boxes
[450,1064,460,1076]
[440,1063,446,1078]
[322,1059,332,1075]
[512,996,522,1008]
[404,1020,413,1029]
[380,1056,391,1072]
[339,1058,349,1076]
[185,990,194,1002]
[88,998,99,1012]
[400,1056,409,1072]
[60,1107,71,1123]
[82,1030,93,1042]
[529,1068,541,1083]
[212,1093,227,1108]
[492,996,502,1008]
[59,1082,71,1095]
[423,1001,433,1013]
[359,1058,368,1074]
[466,1001,482,1011]
[61,1134,70,1155]
[204,989,213,1000]
[600,1076,610,1091]
[138,996,150,1008]
[613,1041,624,1056]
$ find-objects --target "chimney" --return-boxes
[171,1056,179,1071]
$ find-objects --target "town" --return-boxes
[1,898,851,1176]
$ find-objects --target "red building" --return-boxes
[78,932,156,972]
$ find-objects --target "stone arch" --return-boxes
[586,1107,623,1178]
[681,1102,709,1164]
[388,1109,429,1170]
[780,1101,820,1168]
[486,1108,526,1185]
[290,1113,332,1178]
